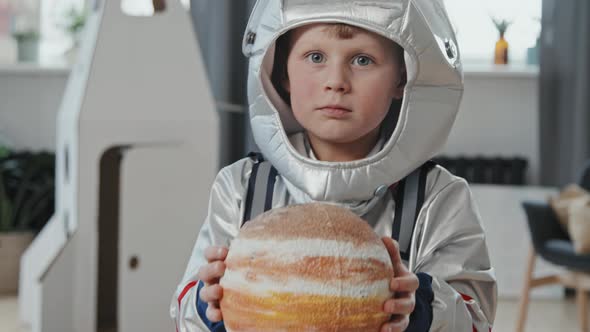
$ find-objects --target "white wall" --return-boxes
[0,64,68,151]
[442,65,540,184]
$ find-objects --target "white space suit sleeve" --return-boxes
[170,162,248,332]
[413,177,497,332]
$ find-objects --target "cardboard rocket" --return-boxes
[19,1,219,331]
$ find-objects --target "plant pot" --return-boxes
[16,37,39,63]
[527,37,540,65]
[0,231,34,294]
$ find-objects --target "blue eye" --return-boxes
[307,53,324,63]
[353,55,373,66]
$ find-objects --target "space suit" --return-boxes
[171,1,497,331]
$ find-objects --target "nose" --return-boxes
[324,64,351,94]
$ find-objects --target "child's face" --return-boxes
[284,24,405,146]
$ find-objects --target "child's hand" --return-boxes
[380,237,419,332]
[196,245,229,322]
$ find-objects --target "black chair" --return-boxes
[517,162,590,332]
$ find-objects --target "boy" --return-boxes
[171,1,497,331]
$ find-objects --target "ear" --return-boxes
[393,68,407,99]
[283,77,291,93]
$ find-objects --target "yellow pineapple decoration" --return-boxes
[492,17,512,65]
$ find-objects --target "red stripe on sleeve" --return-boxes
[176,281,198,332]
[177,281,198,307]
[459,293,478,332]
[460,292,474,302]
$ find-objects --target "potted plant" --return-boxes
[10,2,41,63]
[59,5,88,50]
[0,147,55,294]
[56,5,88,64]
[491,17,512,65]
[11,30,40,62]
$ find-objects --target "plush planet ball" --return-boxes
[219,203,394,332]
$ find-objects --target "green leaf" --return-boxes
[61,6,88,36]
[12,31,40,41]
[491,16,513,35]
[0,151,55,232]
[15,184,52,231]
[0,146,9,159]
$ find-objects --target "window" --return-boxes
[40,0,83,63]
[37,0,541,66]
[443,0,542,65]
[39,0,190,64]
[120,0,189,16]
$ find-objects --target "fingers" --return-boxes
[201,284,224,322]
[199,246,229,323]
[380,315,409,332]
[204,246,229,263]
[197,261,226,283]
[205,305,223,322]
[383,296,416,315]
[381,237,407,276]
[390,274,419,293]
[200,284,223,303]
[199,246,228,283]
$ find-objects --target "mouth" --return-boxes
[317,105,352,118]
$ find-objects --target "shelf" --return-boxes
[0,62,70,76]
[463,64,539,79]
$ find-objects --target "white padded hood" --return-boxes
[243,0,463,202]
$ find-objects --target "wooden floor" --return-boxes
[1,295,24,332]
[496,296,590,332]
[2,295,589,332]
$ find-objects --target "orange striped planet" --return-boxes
[219,203,394,332]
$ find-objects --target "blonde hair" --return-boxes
[323,24,359,39]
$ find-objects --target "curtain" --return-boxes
[190,0,258,169]
[539,0,590,186]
